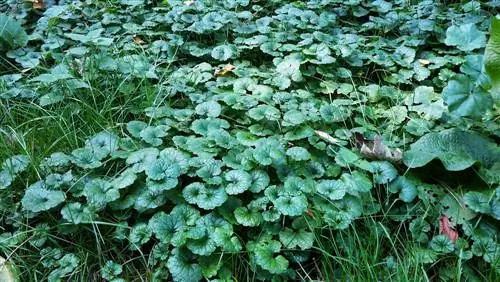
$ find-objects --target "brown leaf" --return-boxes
[30,0,46,9]
[214,64,236,77]
[357,134,402,162]
[314,130,341,145]
[439,215,459,241]
[133,35,146,44]
[419,59,430,65]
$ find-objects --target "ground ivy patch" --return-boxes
[0,0,499,281]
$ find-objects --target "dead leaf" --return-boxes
[30,0,46,9]
[314,130,341,145]
[133,35,146,44]
[419,59,430,66]
[214,64,235,77]
[439,215,459,241]
[356,133,403,162]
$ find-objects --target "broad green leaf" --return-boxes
[167,248,202,282]
[485,15,500,89]
[463,192,492,214]
[0,13,28,50]
[211,45,237,61]
[83,179,119,210]
[430,235,454,253]
[444,23,486,51]
[286,146,311,161]
[317,180,347,201]
[274,194,308,216]
[404,129,500,171]
[2,154,29,174]
[278,228,314,250]
[442,75,493,118]
[0,170,13,190]
[234,207,263,227]
[61,203,96,224]
[224,170,252,195]
[21,181,66,212]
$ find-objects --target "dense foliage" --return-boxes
[1,0,499,281]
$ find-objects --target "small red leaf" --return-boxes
[439,215,459,241]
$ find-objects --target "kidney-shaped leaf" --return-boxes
[404,129,500,171]
[442,75,493,118]
[444,23,486,51]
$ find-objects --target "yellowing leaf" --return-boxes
[214,64,235,77]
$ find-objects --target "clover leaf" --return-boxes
[444,23,486,51]
[21,181,66,212]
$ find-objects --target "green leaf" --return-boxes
[183,182,228,210]
[2,154,29,174]
[249,170,270,193]
[129,223,152,246]
[71,147,102,169]
[195,101,222,118]
[211,45,237,61]
[253,240,289,274]
[442,75,493,118]
[140,125,169,146]
[430,235,455,253]
[389,176,418,203]
[340,171,372,193]
[234,207,263,227]
[370,161,398,184]
[485,15,500,88]
[101,261,123,281]
[87,131,119,159]
[274,194,308,216]
[21,181,66,212]
[463,192,492,214]
[146,157,182,181]
[0,13,28,50]
[83,179,119,210]
[126,148,159,173]
[317,180,347,201]
[61,203,96,224]
[278,228,314,250]
[286,146,311,161]
[444,23,486,51]
[0,170,13,190]
[224,170,252,195]
[126,120,147,138]
[276,56,302,82]
[404,129,500,171]
[167,248,202,282]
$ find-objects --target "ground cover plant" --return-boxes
[0,0,499,281]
